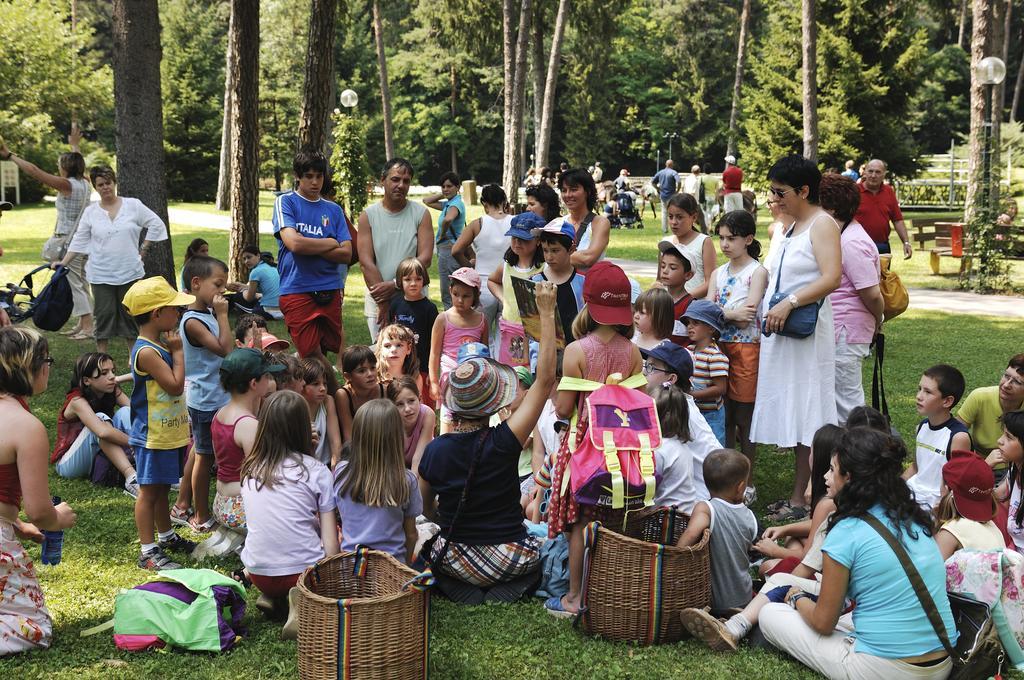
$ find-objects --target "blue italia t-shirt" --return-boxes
[273,191,351,295]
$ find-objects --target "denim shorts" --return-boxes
[136,447,186,486]
[188,407,217,455]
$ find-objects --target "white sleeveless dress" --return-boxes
[749,211,838,448]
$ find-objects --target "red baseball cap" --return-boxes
[942,450,996,522]
[583,261,633,325]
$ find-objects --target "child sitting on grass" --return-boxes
[122,277,198,571]
[934,450,1004,559]
[299,357,341,467]
[335,345,385,445]
[376,323,421,393]
[52,351,137,496]
[650,383,696,512]
[386,376,435,471]
[241,390,339,638]
[335,399,422,565]
[675,449,757,614]
[905,364,972,509]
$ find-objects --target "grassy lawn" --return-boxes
[1,202,1022,677]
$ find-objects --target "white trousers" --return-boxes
[834,331,871,425]
[759,604,951,680]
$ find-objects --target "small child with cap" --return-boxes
[487,212,546,367]
[428,266,488,434]
[656,241,696,347]
[640,339,722,501]
[934,450,1005,560]
[122,276,199,571]
[533,220,586,344]
[684,299,730,448]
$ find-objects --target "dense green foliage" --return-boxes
[0,0,1012,194]
[329,110,373,216]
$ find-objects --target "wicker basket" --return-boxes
[296,549,429,680]
[579,507,711,645]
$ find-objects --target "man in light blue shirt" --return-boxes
[652,159,680,234]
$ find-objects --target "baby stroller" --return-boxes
[0,264,74,331]
[609,190,643,230]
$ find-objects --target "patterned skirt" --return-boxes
[0,519,52,656]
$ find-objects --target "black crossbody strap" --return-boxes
[429,428,490,570]
[871,332,890,418]
[862,514,955,657]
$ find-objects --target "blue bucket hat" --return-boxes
[507,212,546,240]
[456,341,490,364]
[682,299,726,335]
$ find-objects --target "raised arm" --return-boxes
[506,281,557,445]
[0,140,72,194]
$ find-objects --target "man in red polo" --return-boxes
[853,159,913,258]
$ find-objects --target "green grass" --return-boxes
[2,202,1022,677]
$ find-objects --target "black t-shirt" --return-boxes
[418,422,527,545]
[388,296,439,372]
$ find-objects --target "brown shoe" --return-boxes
[679,608,738,652]
[280,587,300,640]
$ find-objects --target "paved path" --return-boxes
[608,257,1024,319]
[164,209,1023,319]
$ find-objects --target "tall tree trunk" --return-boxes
[965,0,993,224]
[215,9,234,211]
[112,0,174,284]
[959,0,970,49]
[536,0,568,170]
[801,0,818,162]
[990,0,1008,210]
[727,0,751,157]
[1011,25,1024,122]
[502,0,515,185]
[298,0,337,154]
[450,63,458,173]
[504,0,533,204]
[372,0,394,159]
[531,19,544,167]
[227,0,260,282]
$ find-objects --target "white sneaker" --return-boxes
[124,476,140,499]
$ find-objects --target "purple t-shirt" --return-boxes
[334,463,422,562]
[830,221,880,345]
[240,454,336,576]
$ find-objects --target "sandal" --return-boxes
[765,499,788,513]
[544,595,577,619]
[231,567,252,589]
[69,331,94,341]
[190,517,217,534]
[767,501,808,522]
[169,505,194,528]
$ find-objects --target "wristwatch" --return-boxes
[786,293,799,308]
[789,592,812,609]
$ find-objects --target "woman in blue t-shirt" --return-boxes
[759,427,956,679]
[228,245,283,319]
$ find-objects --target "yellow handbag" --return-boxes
[879,255,909,320]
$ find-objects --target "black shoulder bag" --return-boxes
[863,514,1003,679]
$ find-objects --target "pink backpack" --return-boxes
[565,377,661,510]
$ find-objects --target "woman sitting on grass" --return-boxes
[0,327,78,656]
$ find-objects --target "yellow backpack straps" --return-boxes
[638,432,657,508]
[557,376,605,392]
[602,430,625,509]
[619,373,649,390]
[559,407,578,497]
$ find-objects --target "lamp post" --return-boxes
[339,88,359,111]
[663,132,679,164]
[973,56,1006,288]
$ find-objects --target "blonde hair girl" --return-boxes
[376,323,421,388]
[335,399,422,564]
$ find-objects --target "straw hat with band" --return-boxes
[444,357,519,419]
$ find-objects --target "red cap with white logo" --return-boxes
[582,261,633,326]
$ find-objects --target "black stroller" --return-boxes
[0,264,74,331]
[609,190,643,229]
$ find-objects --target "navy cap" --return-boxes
[640,340,693,381]
[506,212,546,239]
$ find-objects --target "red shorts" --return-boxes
[248,572,301,599]
[279,291,342,357]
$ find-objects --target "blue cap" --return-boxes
[539,218,576,241]
[506,212,546,239]
[456,341,490,364]
[682,299,725,335]
[640,340,693,381]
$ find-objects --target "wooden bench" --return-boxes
[912,219,1024,274]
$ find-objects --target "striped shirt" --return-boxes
[691,343,729,412]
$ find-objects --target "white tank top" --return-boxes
[473,214,512,280]
[714,259,762,344]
